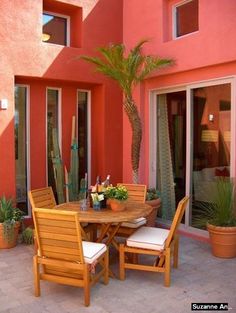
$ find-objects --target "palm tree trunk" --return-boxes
[123,96,142,184]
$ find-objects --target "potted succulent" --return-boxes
[145,188,161,227]
[105,185,128,211]
[0,196,23,249]
[194,178,236,258]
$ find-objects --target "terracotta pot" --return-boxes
[145,198,161,227]
[107,199,126,211]
[0,222,20,249]
[207,223,236,258]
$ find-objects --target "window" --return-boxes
[174,0,198,38]
[15,85,29,216]
[42,12,69,46]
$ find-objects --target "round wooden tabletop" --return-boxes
[55,201,153,223]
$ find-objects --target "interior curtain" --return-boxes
[157,94,176,219]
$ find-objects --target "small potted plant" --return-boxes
[194,177,236,258]
[0,196,23,249]
[105,185,128,211]
[145,188,161,227]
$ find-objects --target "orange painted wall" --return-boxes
[0,0,123,197]
[122,0,236,184]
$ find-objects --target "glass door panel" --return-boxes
[47,88,60,196]
[15,86,28,215]
[191,83,231,228]
[77,91,88,181]
[156,91,186,221]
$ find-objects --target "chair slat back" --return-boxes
[165,196,189,249]
[33,208,84,264]
[118,183,147,203]
[28,187,56,209]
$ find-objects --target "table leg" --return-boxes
[95,223,122,278]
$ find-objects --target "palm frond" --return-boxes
[80,40,173,97]
[137,57,173,82]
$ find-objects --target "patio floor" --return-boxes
[0,236,235,313]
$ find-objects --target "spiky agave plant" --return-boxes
[0,196,23,244]
[193,178,236,228]
[80,40,173,183]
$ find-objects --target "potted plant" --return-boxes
[0,196,23,249]
[105,185,128,211]
[194,178,236,258]
[145,188,161,227]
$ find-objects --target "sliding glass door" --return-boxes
[150,79,233,231]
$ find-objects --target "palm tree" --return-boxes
[81,40,173,183]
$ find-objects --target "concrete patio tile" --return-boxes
[0,236,236,313]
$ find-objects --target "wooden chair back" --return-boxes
[117,183,147,203]
[158,196,189,267]
[28,187,56,209]
[33,208,85,264]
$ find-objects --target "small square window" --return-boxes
[42,12,69,46]
[174,0,198,38]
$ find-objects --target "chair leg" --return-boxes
[84,265,90,307]
[103,249,109,285]
[173,235,179,269]
[33,256,40,297]
[164,248,171,287]
[119,244,125,280]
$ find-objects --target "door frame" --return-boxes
[149,76,236,236]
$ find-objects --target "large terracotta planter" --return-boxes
[145,198,161,227]
[207,223,236,258]
[107,199,126,211]
[0,222,20,249]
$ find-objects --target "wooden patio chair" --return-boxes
[114,183,147,237]
[28,187,56,210]
[28,187,95,241]
[32,208,109,307]
[119,196,189,287]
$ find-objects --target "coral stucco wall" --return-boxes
[0,0,123,197]
[122,0,236,183]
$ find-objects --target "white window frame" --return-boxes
[149,76,236,236]
[43,11,70,46]
[173,0,199,39]
[46,87,62,185]
[15,84,31,217]
[77,89,92,187]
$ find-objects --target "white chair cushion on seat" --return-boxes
[121,217,147,228]
[127,227,170,251]
[82,241,107,264]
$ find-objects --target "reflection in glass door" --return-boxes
[77,91,89,182]
[47,88,60,197]
[191,83,231,228]
[15,85,28,215]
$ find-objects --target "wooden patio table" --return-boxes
[55,201,153,250]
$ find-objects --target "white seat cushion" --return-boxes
[121,217,147,228]
[82,241,107,264]
[127,226,170,251]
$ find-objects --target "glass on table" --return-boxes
[79,199,87,211]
